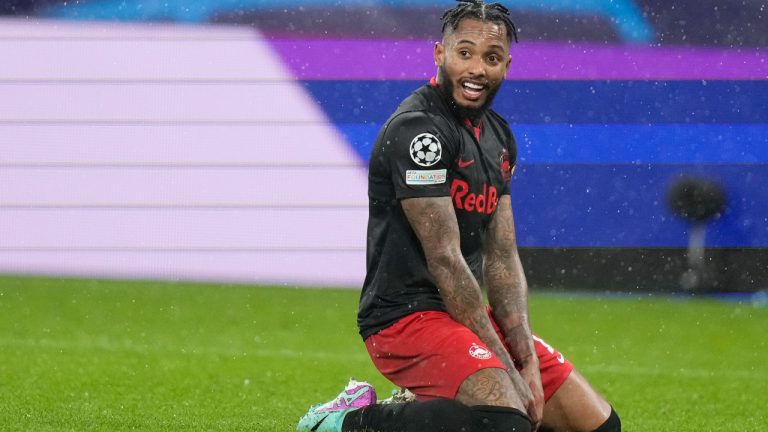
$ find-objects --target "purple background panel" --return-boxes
[270,39,768,80]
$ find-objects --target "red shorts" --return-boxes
[364,310,573,401]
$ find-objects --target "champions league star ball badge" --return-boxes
[409,133,442,167]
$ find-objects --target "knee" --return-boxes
[593,407,620,432]
[457,368,525,411]
[471,405,532,432]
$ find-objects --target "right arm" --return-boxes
[401,196,519,375]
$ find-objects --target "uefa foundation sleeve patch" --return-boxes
[405,169,447,185]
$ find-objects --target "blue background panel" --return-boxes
[511,164,767,247]
[338,123,768,165]
[302,81,768,125]
[308,80,768,248]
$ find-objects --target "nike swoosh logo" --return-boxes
[457,158,475,168]
[311,414,329,432]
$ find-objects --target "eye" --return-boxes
[487,54,499,64]
[459,49,471,58]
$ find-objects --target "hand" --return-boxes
[506,368,538,429]
[518,362,544,431]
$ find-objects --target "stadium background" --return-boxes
[1,0,766,292]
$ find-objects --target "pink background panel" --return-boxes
[0,124,363,166]
[0,208,367,250]
[0,250,365,287]
[0,19,368,287]
[0,19,287,80]
[0,83,331,122]
[0,167,368,207]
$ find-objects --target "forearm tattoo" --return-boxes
[402,197,516,370]
[483,195,535,361]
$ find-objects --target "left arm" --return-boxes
[483,194,535,365]
[483,194,544,428]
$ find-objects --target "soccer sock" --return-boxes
[592,407,621,432]
[470,405,532,432]
[342,399,531,432]
[342,399,470,432]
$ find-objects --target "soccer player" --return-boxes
[298,1,620,431]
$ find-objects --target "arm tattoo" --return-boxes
[402,197,516,370]
[483,195,536,364]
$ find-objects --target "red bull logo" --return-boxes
[450,179,498,215]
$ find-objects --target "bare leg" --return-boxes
[540,369,612,432]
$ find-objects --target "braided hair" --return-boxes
[441,0,519,44]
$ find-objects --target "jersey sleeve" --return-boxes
[381,111,457,200]
[501,131,517,196]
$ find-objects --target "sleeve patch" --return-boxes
[409,133,442,167]
[406,169,447,185]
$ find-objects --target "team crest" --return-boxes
[409,133,442,167]
[469,343,492,360]
[500,149,514,182]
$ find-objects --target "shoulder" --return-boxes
[385,86,458,134]
[485,109,516,146]
[371,109,460,172]
[382,109,459,150]
[485,109,512,134]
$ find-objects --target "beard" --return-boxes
[437,65,502,123]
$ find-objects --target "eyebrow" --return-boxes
[455,39,506,52]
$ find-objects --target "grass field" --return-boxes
[1,276,766,431]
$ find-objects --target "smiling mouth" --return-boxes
[460,81,486,101]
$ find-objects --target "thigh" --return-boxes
[532,334,575,401]
[364,311,507,401]
[540,369,612,432]
[486,308,574,401]
[488,306,573,401]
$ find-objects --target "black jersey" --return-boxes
[358,82,518,339]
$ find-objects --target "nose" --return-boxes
[467,56,486,77]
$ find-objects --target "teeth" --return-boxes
[463,82,483,90]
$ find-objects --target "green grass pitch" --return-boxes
[1,276,766,431]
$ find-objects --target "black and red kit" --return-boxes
[359,81,517,339]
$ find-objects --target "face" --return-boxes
[434,18,512,117]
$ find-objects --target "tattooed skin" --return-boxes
[456,368,523,407]
[482,194,543,427]
[483,195,536,365]
[401,197,517,372]
[402,195,536,413]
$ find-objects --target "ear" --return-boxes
[503,54,512,77]
[434,41,445,67]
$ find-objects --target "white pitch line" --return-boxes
[0,337,369,362]
[578,363,768,380]
[3,338,765,380]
